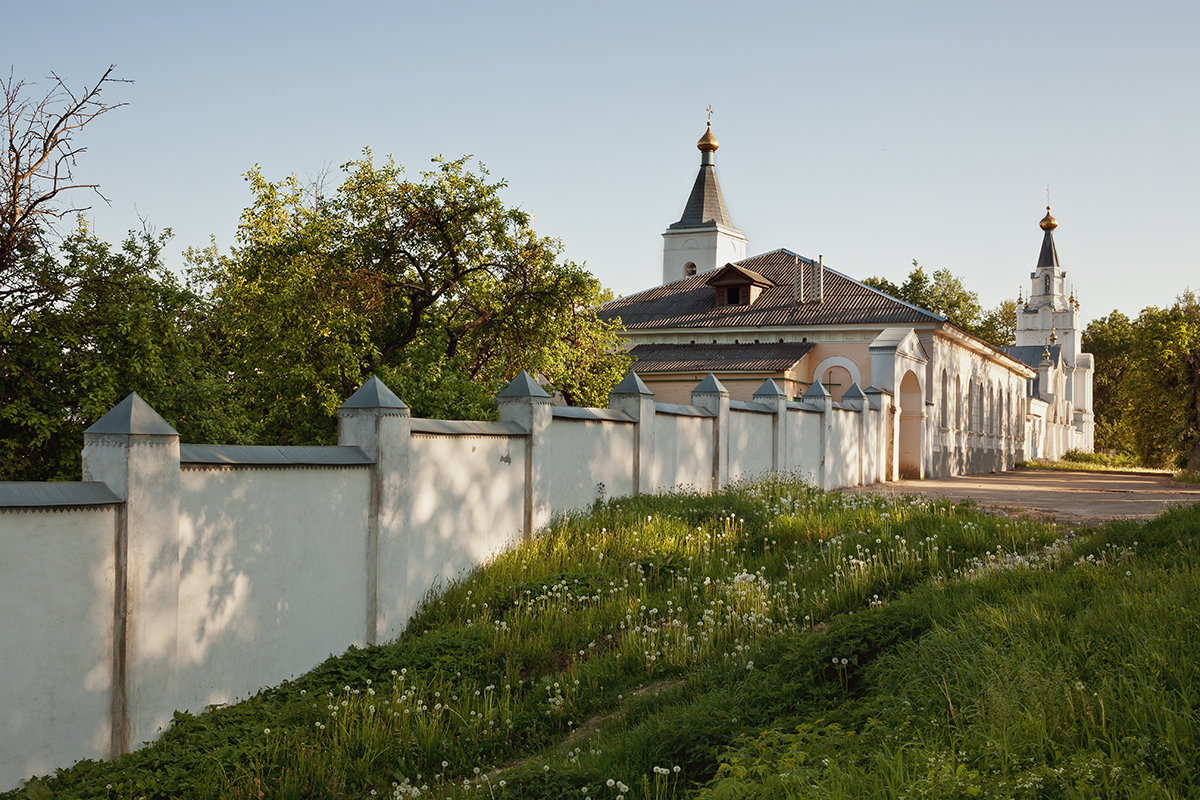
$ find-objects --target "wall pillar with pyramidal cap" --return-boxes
[840,382,867,486]
[608,371,657,494]
[691,373,730,490]
[497,371,552,535]
[338,376,411,643]
[800,379,833,489]
[81,392,181,757]
[753,378,789,472]
[863,387,888,484]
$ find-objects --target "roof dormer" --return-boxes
[705,263,774,308]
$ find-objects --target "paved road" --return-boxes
[844,468,1200,525]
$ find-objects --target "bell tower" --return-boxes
[1015,205,1094,450]
[661,113,748,284]
[1016,206,1081,361]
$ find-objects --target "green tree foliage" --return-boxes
[1081,310,1136,454]
[0,224,234,480]
[190,152,629,445]
[976,299,1017,349]
[1083,294,1200,468]
[863,260,1014,347]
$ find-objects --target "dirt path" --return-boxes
[844,468,1200,525]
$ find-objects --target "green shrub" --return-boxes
[1062,449,1139,468]
[1173,468,1200,484]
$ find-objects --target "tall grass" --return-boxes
[9,475,1199,800]
[700,503,1200,799]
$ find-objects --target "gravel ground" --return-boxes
[843,468,1200,525]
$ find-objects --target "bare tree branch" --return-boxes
[1,65,130,280]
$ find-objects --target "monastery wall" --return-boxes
[0,502,117,787]
[174,465,372,719]
[0,366,1006,790]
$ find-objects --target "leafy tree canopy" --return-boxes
[189,152,629,445]
[0,223,235,480]
[863,260,1014,348]
[1085,293,1200,468]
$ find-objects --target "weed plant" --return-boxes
[1173,468,1200,484]
[1020,451,1167,474]
[8,475,1200,799]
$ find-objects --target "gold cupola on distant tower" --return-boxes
[1040,206,1058,231]
[697,122,719,152]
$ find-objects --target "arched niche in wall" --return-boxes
[811,355,862,402]
[897,369,924,479]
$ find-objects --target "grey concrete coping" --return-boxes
[729,400,774,414]
[610,371,654,396]
[0,481,121,508]
[85,392,178,436]
[180,444,373,467]
[551,407,635,423]
[692,373,730,396]
[786,401,815,411]
[410,419,529,437]
[340,376,408,411]
[496,370,551,399]
[752,378,788,399]
[655,402,715,418]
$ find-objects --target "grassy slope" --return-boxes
[8,477,1200,800]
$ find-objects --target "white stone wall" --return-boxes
[828,408,862,489]
[175,466,371,714]
[402,434,526,625]
[727,410,774,482]
[0,507,117,790]
[0,355,1064,788]
[654,412,715,492]
[548,419,636,512]
[785,408,825,485]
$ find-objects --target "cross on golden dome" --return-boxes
[697,109,719,152]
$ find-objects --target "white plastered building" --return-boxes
[601,123,1095,479]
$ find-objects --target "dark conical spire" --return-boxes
[1037,206,1060,269]
[669,121,735,230]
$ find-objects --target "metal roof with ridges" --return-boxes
[1002,344,1062,368]
[1037,229,1060,270]
[601,249,946,330]
[669,163,735,229]
[628,342,815,373]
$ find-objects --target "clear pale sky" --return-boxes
[8,1,1198,326]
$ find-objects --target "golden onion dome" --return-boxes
[697,123,719,152]
[1040,206,1058,231]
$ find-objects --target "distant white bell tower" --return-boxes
[1016,207,1081,360]
[1015,206,1095,450]
[661,115,747,284]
